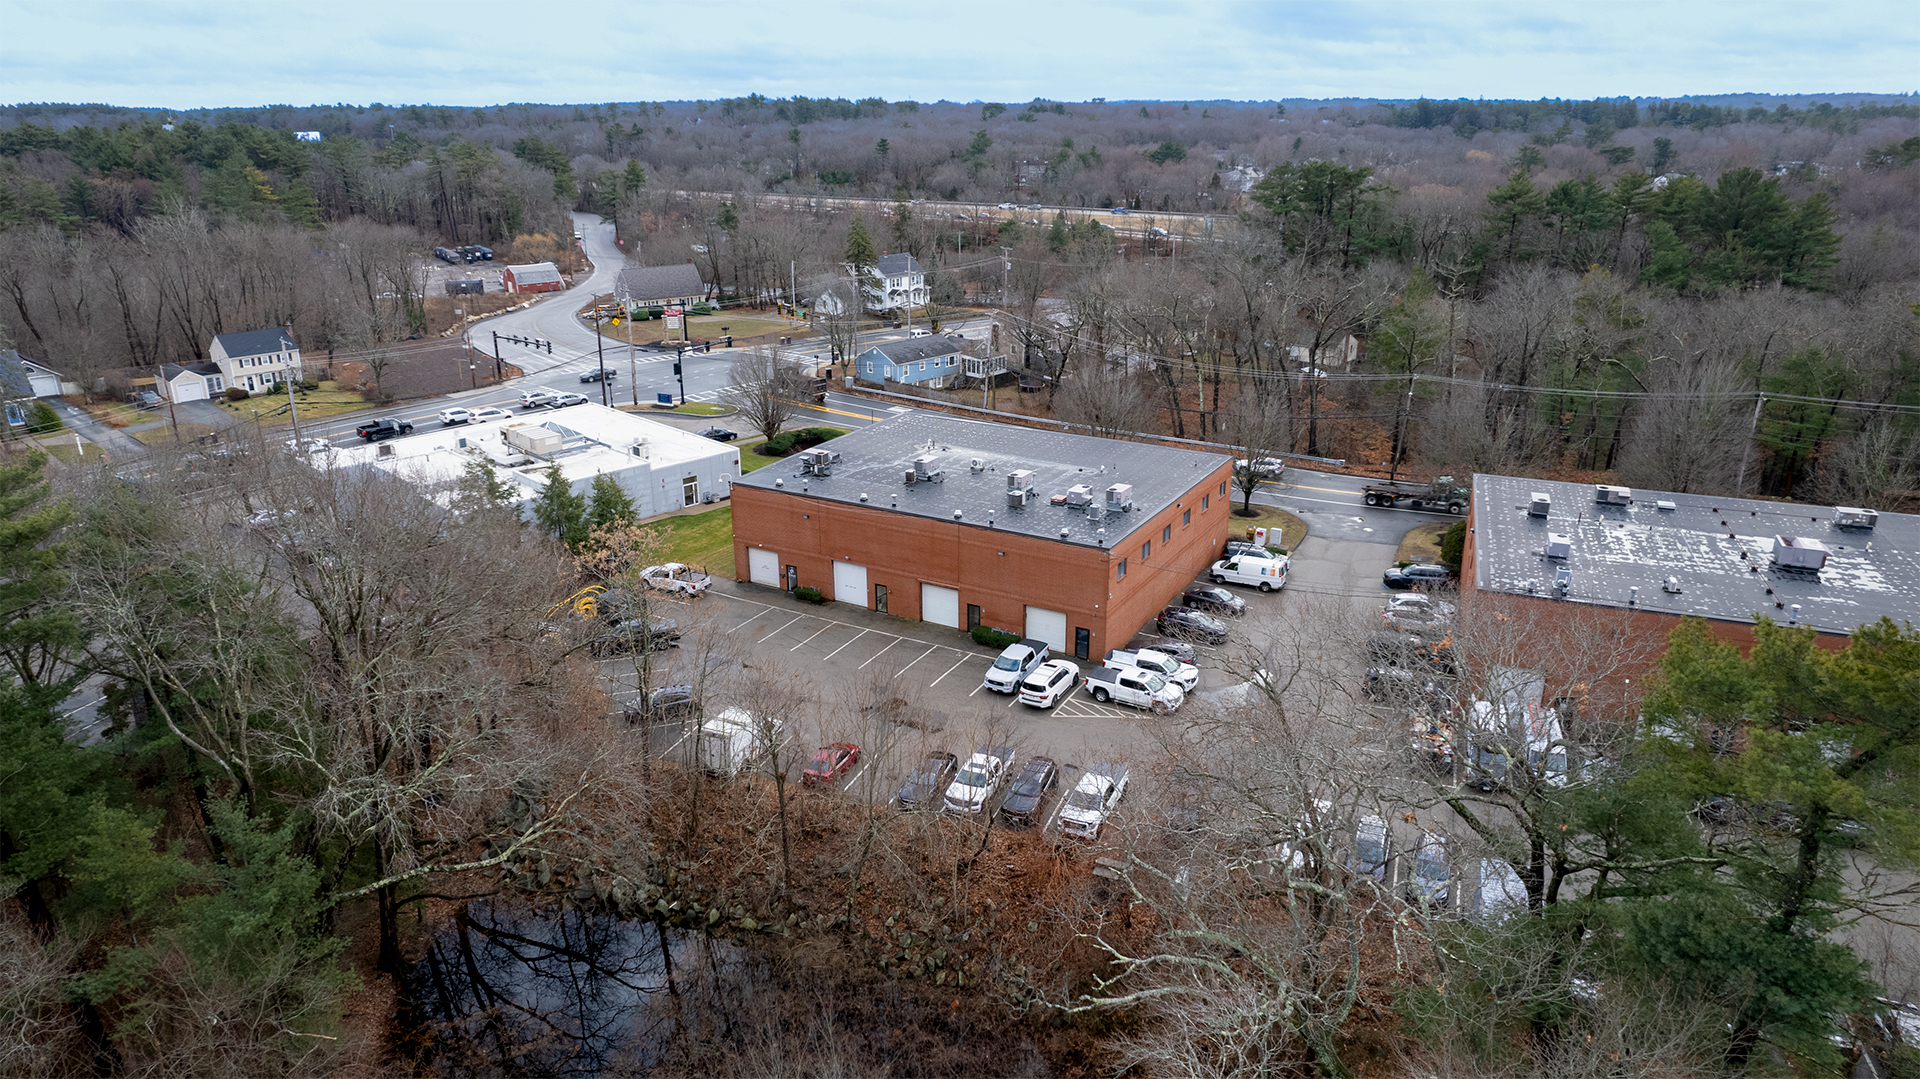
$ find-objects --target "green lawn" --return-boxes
[131,421,220,446]
[1223,502,1309,551]
[738,445,781,473]
[620,402,732,417]
[653,507,735,574]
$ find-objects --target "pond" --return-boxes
[397,898,756,1077]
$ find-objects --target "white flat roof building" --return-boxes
[331,403,742,518]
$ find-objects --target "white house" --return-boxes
[328,403,743,521]
[216,327,303,394]
[858,253,927,313]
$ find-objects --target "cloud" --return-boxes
[3,0,1916,108]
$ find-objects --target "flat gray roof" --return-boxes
[736,413,1229,548]
[1471,474,1920,635]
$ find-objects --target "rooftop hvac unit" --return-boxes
[1655,500,1677,511]
[912,455,943,482]
[1833,506,1878,530]
[630,438,650,458]
[1664,576,1682,593]
[1774,535,1831,570]
[507,425,563,456]
[800,448,833,476]
[1545,533,1573,559]
[1594,484,1633,505]
[1007,469,1036,495]
[969,457,985,473]
[1008,488,1028,509]
[1088,498,1105,521]
[1528,492,1551,517]
[903,468,917,485]
[1064,484,1094,507]
[1105,483,1134,511]
[1553,565,1571,596]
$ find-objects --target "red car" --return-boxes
[801,742,861,786]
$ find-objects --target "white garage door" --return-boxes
[920,583,960,629]
[747,547,780,587]
[833,561,868,606]
[1024,606,1068,652]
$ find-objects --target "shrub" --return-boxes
[296,379,320,391]
[763,426,847,457]
[27,401,61,433]
[225,386,250,402]
[970,625,1020,649]
[1440,521,1467,571]
[792,585,827,604]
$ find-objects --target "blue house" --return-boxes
[854,336,971,389]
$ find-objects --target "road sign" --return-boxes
[656,393,674,406]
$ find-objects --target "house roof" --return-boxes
[160,361,223,379]
[0,353,39,398]
[507,262,564,285]
[876,253,923,277]
[734,412,1230,549]
[1469,473,1920,636]
[862,337,968,364]
[213,327,297,358]
[620,263,708,302]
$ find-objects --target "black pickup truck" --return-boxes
[356,418,414,441]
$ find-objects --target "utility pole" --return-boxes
[1735,395,1766,495]
[999,246,1011,306]
[490,331,504,380]
[593,314,610,406]
[287,372,301,443]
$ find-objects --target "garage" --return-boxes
[920,583,960,629]
[747,547,780,587]
[1024,606,1068,652]
[833,561,869,606]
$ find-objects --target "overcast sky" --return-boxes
[4,0,1915,109]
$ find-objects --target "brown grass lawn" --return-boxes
[1224,503,1309,551]
[1394,521,1451,565]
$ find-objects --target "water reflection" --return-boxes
[400,898,755,1077]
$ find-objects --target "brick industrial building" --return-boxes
[1461,474,1910,701]
[730,414,1234,659]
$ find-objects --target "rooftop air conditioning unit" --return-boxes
[1774,535,1831,570]
[969,457,985,473]
[1553,565,1571,596]
[903,468,917,485]
[1007,469,1036,496]
[912,455,943,482]
[1833,506,1878,531]
[1008,488,1028,509]
[1545,533,1572,559]
[801,448,833,476]
[1528,492,1551,517]
[1595,484,1633,505]
[1064,484,1094,508]
[1105,483,1134,511]
[630,438,650,458]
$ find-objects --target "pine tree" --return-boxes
[587,474,636,528]
[531,465,588,549]
[0,451,79,687]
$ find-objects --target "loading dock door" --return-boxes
[1024,606,1068,652]
[920,583,960,629]
[833,561,869,606]
[747,547,780,587]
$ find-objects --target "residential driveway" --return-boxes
[46,400,147,459]
[173,399,246,431]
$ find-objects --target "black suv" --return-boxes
[580,367,618,383]
[627,685,697,724]
[590,617,681,656]
[999,757,1059,826]
[1182,585,1246,617]
[1383,563,1453,590]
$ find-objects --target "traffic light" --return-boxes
[672,362,681,375]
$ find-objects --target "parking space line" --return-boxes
[753,613,807,643]
[928,656,970,687]
[841,762,871,793]
[822,628,870,660]
[858,638,901,669]
[893,645,936,678]
[791,622,835,650]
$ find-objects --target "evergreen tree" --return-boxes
[531,464,588,549]
[587,473,636,529]
[844,218,880,304]
[0,450,80,687]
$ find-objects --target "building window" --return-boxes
[1117,559,1127,580]
[1142,540,1151,561]
[1220,481,1228,496]
[1183,509,1191,526]
[1202,494,1210,511]
[1163,525,1172,544]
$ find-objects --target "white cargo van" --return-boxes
[696,708,787,777]
[1210,555,1289,592]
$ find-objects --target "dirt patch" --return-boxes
[325,343,520,403]
[422,292,525,337]
[1224,504,1309,550]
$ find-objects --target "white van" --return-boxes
[1210,555,1289,592]
[908,328,932,338]
[696,708,787,776]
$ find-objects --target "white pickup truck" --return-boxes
[1084,667,1183,713]
[1103,647,1198,692]
[1058,763,1129,839]
[640,562,712,597]
[943,745,1015,814]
